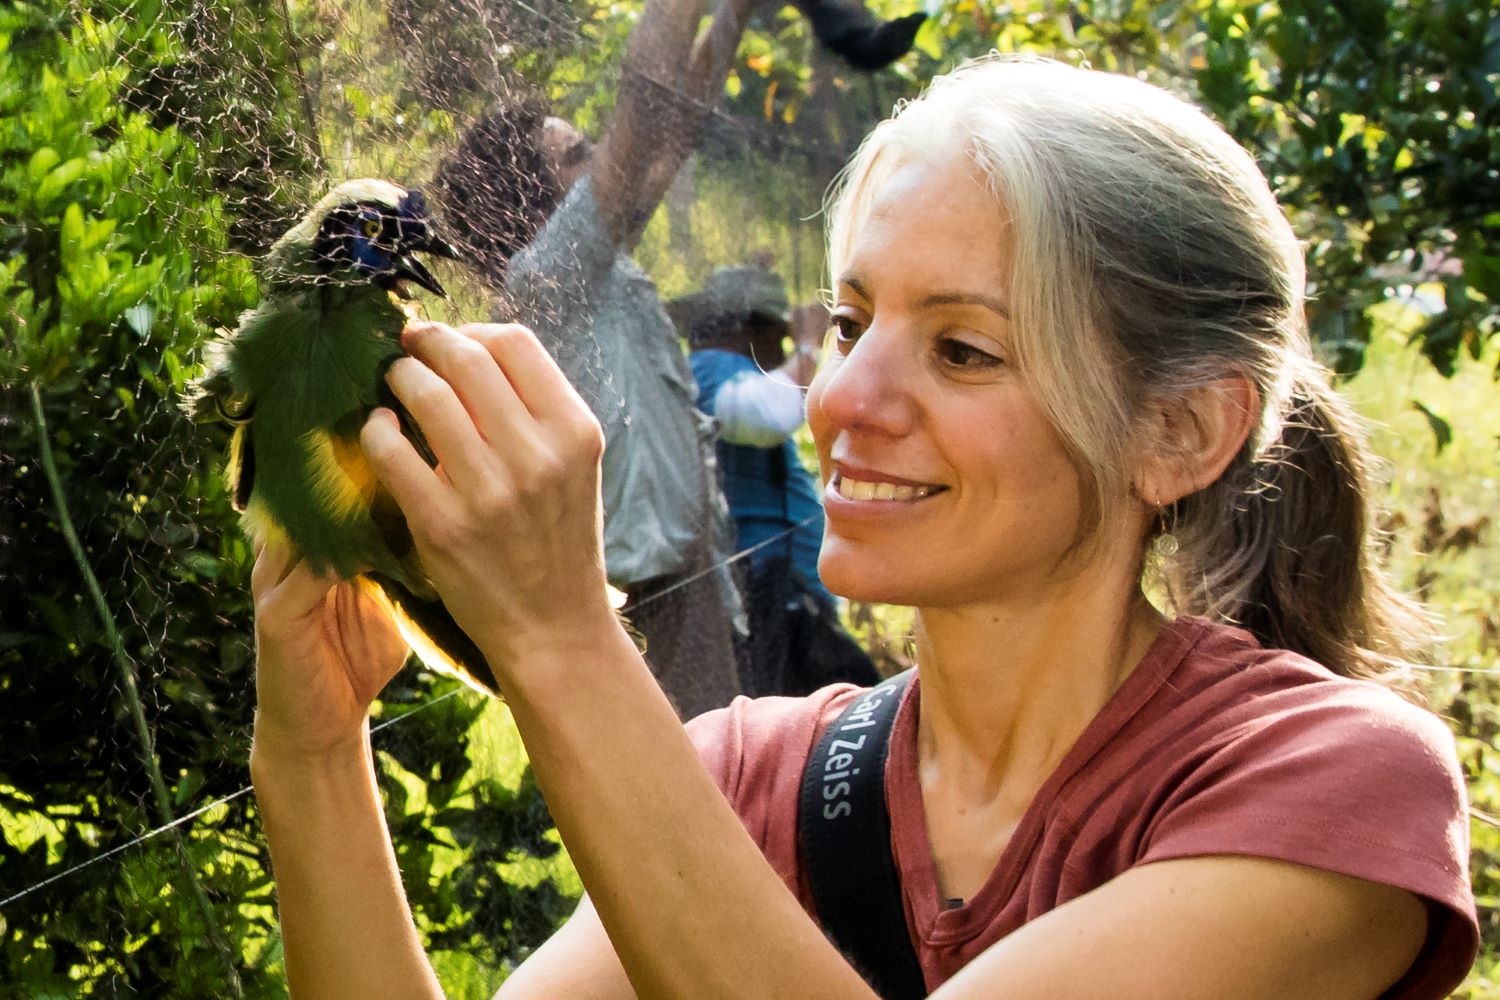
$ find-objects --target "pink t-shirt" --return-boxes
[686,617,1479,998]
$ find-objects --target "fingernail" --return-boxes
[402,322,438,346]
[385,357,411,382]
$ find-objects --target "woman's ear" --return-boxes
[1134,376,1259,507]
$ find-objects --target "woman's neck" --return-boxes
[911,574,1165,805]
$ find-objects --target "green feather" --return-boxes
[190,181,499,694]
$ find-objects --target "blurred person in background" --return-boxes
[431,0,760,717]
[675,260,879,696]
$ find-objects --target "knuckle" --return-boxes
[449,336,489,367]
[408,379,450,413]
[473,323,534,353]
[413,514,461,554]
[565,412,605,460]
[472,481,517,520]
[531,450,567,486]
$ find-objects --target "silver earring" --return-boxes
[1152,528,1180,558]
[1151,496,1179,558]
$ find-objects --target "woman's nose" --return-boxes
[807,326,917,439]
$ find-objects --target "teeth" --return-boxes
[837,476,935,502]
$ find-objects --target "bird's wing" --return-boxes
[184,326,256,424]
[794,0,925,71]
[185,324,257,512]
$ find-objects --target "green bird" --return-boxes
[190,178,500,694]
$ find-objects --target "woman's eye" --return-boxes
[935,335,1003,369]
[830,314,864,349]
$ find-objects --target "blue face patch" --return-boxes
[349,233,390,277]
[310,189,455,296]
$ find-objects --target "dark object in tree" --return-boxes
[794,0,926,72]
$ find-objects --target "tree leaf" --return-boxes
[1411,400,1453,454]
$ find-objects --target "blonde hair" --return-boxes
[827,55,1432,681]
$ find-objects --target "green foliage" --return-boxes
[0,2,268,993]
[717,0,1498,377]
[0,1,574,995]
[1186,0,1499,376]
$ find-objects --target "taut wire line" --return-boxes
[0,518,817,910]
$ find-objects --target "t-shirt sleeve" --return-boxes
[684,689,860,894]
[685,700,749,803]
[1140,692,1479,998]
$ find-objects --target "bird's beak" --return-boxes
[423,234,461,260]
[391,252,448,298]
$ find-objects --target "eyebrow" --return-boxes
[837,276,1010,320]
[919,291,1010,320]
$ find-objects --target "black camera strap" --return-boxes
[797,670,925,999]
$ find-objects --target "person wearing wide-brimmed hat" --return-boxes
[675,262,879,697]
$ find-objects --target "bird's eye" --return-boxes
[362,218,382,239]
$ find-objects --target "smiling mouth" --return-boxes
[835,474,943,502]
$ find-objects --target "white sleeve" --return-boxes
[712,370,806,447]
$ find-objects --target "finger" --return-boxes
[266,557,341,623]
[460,323,593,428]
[402,322,533,447]
[361,406,454,518]
[251,537,296,599]
[384,357,490,492]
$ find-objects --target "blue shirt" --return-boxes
[690,349,831,604]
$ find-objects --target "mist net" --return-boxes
[0,0,917,993]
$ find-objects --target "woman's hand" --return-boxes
[361,321,619,676]
[249,541,409,764]
[248,543,445,1000]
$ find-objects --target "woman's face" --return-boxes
[807,155,1094,609]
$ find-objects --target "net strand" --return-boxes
[0,517,817,910]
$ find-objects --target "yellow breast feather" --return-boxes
[302,428,380,521]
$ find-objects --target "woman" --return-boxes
[249,56,1478,998]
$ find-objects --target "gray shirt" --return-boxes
[505,178,736,595]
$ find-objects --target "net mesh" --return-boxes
[0,0,900,993]
[2,0,1496,995]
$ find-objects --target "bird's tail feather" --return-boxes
[360,574,501,696]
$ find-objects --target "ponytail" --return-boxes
[1163,371,1434,683]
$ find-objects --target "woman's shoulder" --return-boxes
[1161,616,1458,753]
[685,684,869,801]
[1125,618,1479,995]
[1141,616,1467,827]
[1136,618,1468,831]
